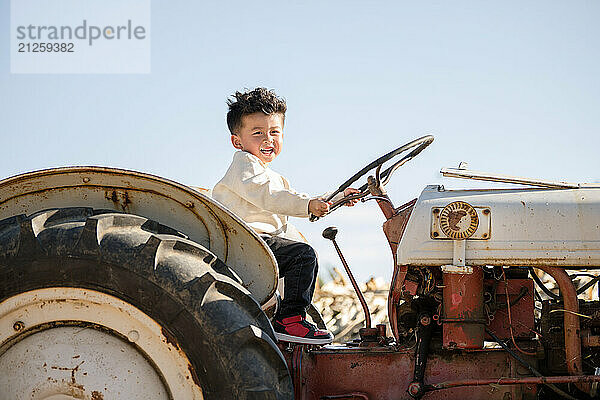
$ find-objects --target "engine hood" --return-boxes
[397,184,600,268]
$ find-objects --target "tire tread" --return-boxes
[0,207,292,400]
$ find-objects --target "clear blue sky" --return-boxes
[2,1,599,281]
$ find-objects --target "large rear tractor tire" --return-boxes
[0,208,293,400]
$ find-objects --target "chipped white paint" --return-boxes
[0,167,277,305]
[398,185,600,268]
[0,287,204,399]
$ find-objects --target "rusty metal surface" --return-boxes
[281,345,529,400]
[374,196,395,220]
[426,374,600,391]
[383,200,416,341]
[320,393,369,399]
[486,279,535,340]
[581,330,600,347]
[440,167,581,188]
[388,265,409,340]
[292,345,304,400]
[0,167,277,304]
[0,288,203,399]
[442,267,485,349]
[398,185,600,268]
[534,266,588,394]
[1,326,170,399]
[382,199,416,258]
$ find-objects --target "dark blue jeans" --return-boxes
[261,235,319,319]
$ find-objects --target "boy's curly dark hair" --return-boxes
[226,88,287,135]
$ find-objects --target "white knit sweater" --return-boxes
[213,151,312,241]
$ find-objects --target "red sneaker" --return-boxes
[273,315,333,345]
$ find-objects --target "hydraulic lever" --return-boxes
[407,313,433,399]
[322,226,371,329]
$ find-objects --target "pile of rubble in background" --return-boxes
[313,268,389,343]
[535,269,600,301]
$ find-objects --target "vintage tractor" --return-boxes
[0,135,599,399]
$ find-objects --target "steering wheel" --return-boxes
[310,135,434,221]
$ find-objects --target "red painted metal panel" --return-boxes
[280,345,532,400]
[486,279,535,340]
[442,267,485,349]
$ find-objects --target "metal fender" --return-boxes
[0,166,277,305]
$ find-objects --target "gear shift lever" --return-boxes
[322,227,371,329]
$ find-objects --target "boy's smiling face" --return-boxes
[231,112,284,164]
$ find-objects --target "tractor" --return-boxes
[0,135,599,399]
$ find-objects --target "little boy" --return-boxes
[213,87,357,344]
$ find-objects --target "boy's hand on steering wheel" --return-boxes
[343,188,361,206]
[309,199,331,217]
